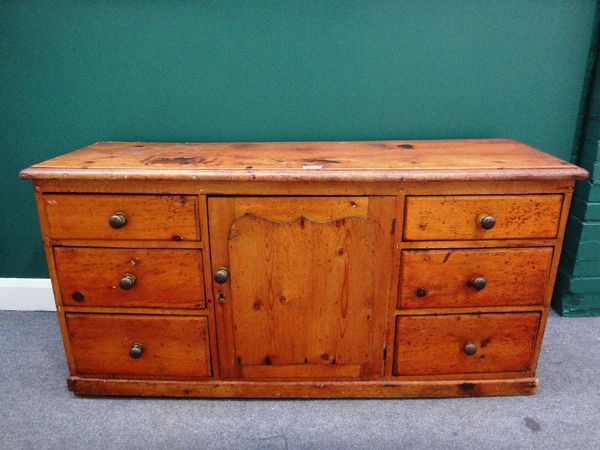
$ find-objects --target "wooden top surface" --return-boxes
[20,139,588,182]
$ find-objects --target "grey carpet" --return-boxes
[1,310,599,450]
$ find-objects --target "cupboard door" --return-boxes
[208,197,395,379]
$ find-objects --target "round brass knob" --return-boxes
[129,343,144,359]
[415,287,427,298]
[214,267,230,284]
[478,214,496,230]
[109,213,127,229]
[119,274,136,290]
[464,343,477,356]
[471,277,486,291]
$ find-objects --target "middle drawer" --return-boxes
[399,247,553,308]
[55,247,205,308]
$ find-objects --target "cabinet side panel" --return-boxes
[33,186,76,374]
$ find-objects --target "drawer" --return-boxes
[44,194,199,240]
[399,247,553,308]
[55,247,205,308]
[66,314,212,378]
[393,312,540,376]
[403,195,562,240]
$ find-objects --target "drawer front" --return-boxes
[403,195,562,241]
[55,248,205,308]
[44,194,199,240]
[66,314,211,378]
[393,313,540,375]
[399,247,553,308]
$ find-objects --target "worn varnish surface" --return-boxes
[399,248,553,308]
[394,313,540,375]
[66,314,212,378]
[55,248,205,308]
[20,139,588,181]
[19,139,587,398]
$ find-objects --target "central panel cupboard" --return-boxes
[208,196,395,379]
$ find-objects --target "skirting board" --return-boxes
[0,278,55,311]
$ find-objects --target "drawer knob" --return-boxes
[470,277,486,291]
[214,267,230,284]
[415,287,427,298]
[129,343,144,359]
[109,213,127,229]
[463,343,477,356]
[71,291,85,302]
[463,342,477,356]
[478,214,496,230]
[119,274,136,290]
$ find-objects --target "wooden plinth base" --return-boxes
[67,376,538,398]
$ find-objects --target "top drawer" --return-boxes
[43,194,200,240]
[403,195,562,241]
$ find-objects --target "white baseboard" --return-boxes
[0,278,56,311]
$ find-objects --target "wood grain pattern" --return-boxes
[403,195,563,240]
[227,215,380,376]
[66,314,211,378]
[395,305,544,316]
[33,190,78,375]
[394,313,540,375]
[55,247,205,308]
[32,178,576,196]
[67,377,539,398]
[20,139,587,398]
[209,196,395,379]
[197,195,222,378]
[49,239,203,249]
[529,189,575,375]
[232,196,369,221]
[44,194,199,240]
[20,139,588,181]
[62,306,209,315]
[241,364,361,379]
[399,248,553,308]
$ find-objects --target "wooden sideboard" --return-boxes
[20,139,588,398]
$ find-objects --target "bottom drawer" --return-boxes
[66,314,211,378]
[393,312,540,376]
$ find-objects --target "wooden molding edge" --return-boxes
[67,376,539,398]
[19,167,589,182]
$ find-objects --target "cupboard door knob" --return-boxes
[415,287,427,298]
[470,277,486,291]
[129,343,144,359]
[119,274,136,290]
[463,343,477,356]
[109,213,127,229]
[214,267,230,284]
[478,214,496,230]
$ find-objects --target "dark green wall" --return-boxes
[555,6,600,316]
[2,0,596,277]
